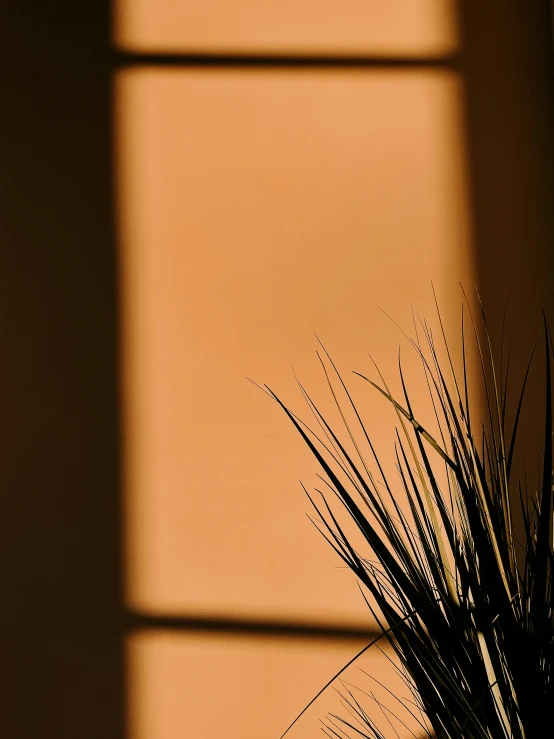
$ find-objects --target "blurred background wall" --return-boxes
[0,1,553,738]
[0,3,122,739]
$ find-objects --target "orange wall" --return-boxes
[114,2,554,733]
[114,0,458,55]
[1,3,553,739]
[114,7,474,739]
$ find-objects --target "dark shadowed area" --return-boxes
[0,2,123,738]
[458,1,554,540]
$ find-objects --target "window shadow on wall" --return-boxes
[457,0,554,513]
[0,3,123,738]
[1,2,554,738]
[458,0,554,325]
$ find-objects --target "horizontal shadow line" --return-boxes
[112,50,461,70]
[124,611,379,642]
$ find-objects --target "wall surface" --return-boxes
[0,2,122,739]
[0,1,553,738]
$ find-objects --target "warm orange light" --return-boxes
[114,54,475,739]
[126,632,424,739]
[115,68,474,624]
[113,0,459,57]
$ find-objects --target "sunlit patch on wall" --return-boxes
[125,631,424,739]
[114,67,474,623]
[113,0,460,57]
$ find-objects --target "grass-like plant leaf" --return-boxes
[262,301,553,739]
